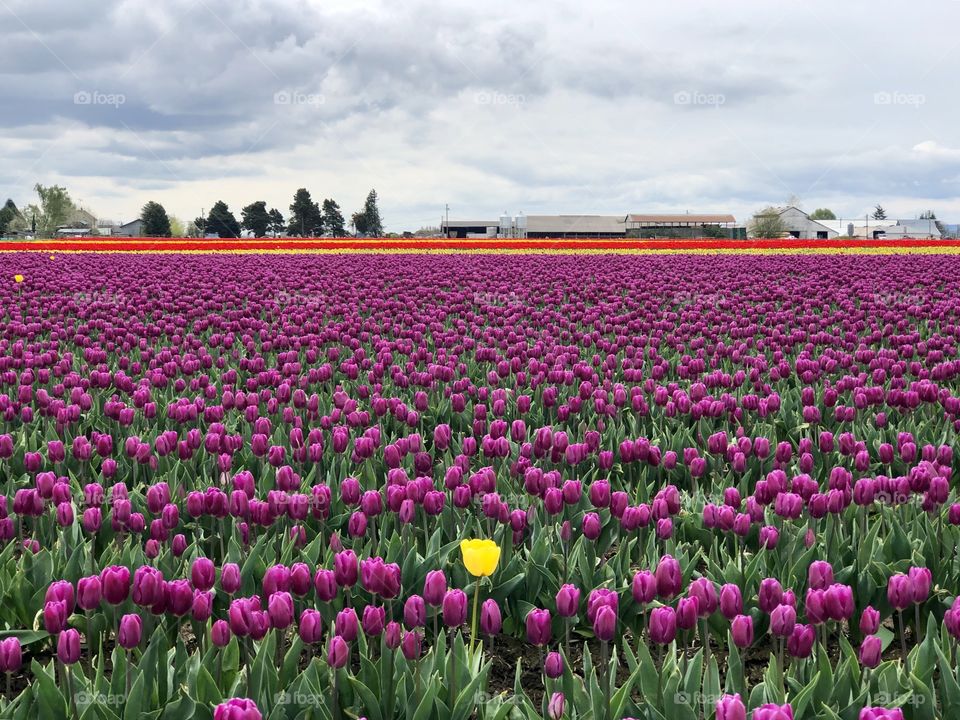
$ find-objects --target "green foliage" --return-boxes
[140,201,172,237]
[353,189,383,236]
[240,201,270,238]
[204,201,241,238]
[322,198,346,237]
[288,188,323,237]
[749,207,787,238]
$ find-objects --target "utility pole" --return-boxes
[445,204,449,238]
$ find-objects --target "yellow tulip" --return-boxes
[460,539,500,577]
[13,274,23,283]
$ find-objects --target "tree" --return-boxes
[354,189,383,236]
[192,217,207,237]
[749,207,787,238]
[701,224,726,239]
[168,217,186,237]
[0,199,21,235]
[205,201,241,238]
[22,184,76,236]
[288,189,323,237]
[241,201,271,237]
[873,205,887,221]
[809,208,836,220]
[140,201,172,237]
[267,208,285,237]
[321,198,346,237]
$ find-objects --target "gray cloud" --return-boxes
[2,0,960,230]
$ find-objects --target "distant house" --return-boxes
[115,219,144,237]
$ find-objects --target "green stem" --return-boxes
[470,579,481,657]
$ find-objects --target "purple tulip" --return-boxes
[752,704,794,720]
[655,555,682,599]
[214,698,262,720]
[423,570,446,606]
[556,583,581,617]
[118,614,142,649]
[731,615,753,648]
[0,638,22,673]
[327,636,349,668]
[859,606,880,636]
[57,629,81,664]
[212,620,232,648]
[649,606,677,644]
[859,635,882,668]
[887,574,914,610]
[716,694,747,720]
[443,589,468,628]
[481,599,502,636]
[526,608,552,646]
[335,608,359,641]
[770,604,797,637]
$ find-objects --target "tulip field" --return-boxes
[2,246,960,720]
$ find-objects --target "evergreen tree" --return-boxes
[321,198,346,237]
[205,201,241,238]
[140,201,172,237]
[267,208,285,236]
[0,199,20,235]
[360,189,383,236]
[241,201,271,237]
[873,205,887,221]
[288,188,323,236]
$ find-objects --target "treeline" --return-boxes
[0,185,385,238]
[189,188,382,238]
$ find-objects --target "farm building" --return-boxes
[764,207,839,239]
[625,213,741,239]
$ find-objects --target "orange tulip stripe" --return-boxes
[2,237,960,254]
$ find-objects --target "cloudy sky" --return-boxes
[2,0,960,231]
